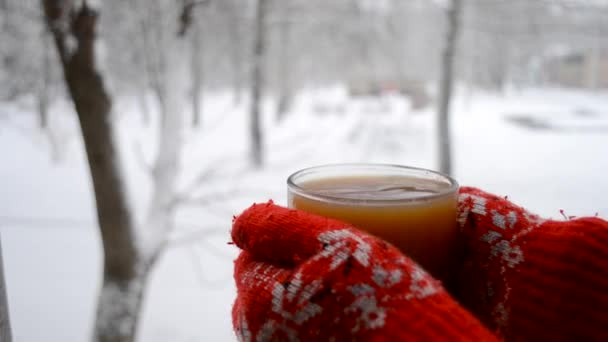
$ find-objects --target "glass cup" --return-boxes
[287,163,461,285]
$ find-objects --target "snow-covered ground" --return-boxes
[1,87,608,341]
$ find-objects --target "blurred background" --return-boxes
[1,0,608,341]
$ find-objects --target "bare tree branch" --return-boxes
[176,161,251,201]
[185,244,231,288]
[174,188,267,207]
[167,227,226,249]
[132,141,154,178]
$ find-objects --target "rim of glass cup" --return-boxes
[287,163,459,206]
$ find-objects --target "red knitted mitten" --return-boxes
[457,187,608,341]
[231,201,496,341]
[232,188,608,341]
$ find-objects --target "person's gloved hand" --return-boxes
[231,187,608,341]
[456,187,608,340]
[231,195,496,341]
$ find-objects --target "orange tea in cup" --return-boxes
[287,164,461,284]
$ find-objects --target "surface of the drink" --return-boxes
[297,175,447,201]
[289,174,461,284]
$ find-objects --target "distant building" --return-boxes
[543,48,608,89]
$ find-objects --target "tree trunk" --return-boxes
[191,18,203,127]
[42,2,142,341]
[0,238,12,342]
[437,0,463,176]
[38,31,51,130]
[148,0,170,127]
[95,271,146,342]
[129,0,152,126]
[249,0,267,167]
[586,26,601,90]
[138,91,151,126]
[141,0,186,260]
[143,83,183,258]
[230,5,243,106]
[276,8,292,122]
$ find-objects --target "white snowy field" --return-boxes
[1,87,608,341]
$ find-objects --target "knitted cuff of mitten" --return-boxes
[458,187,608,340]
[231,201,497,341]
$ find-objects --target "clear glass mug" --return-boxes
[287,164,461,285]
